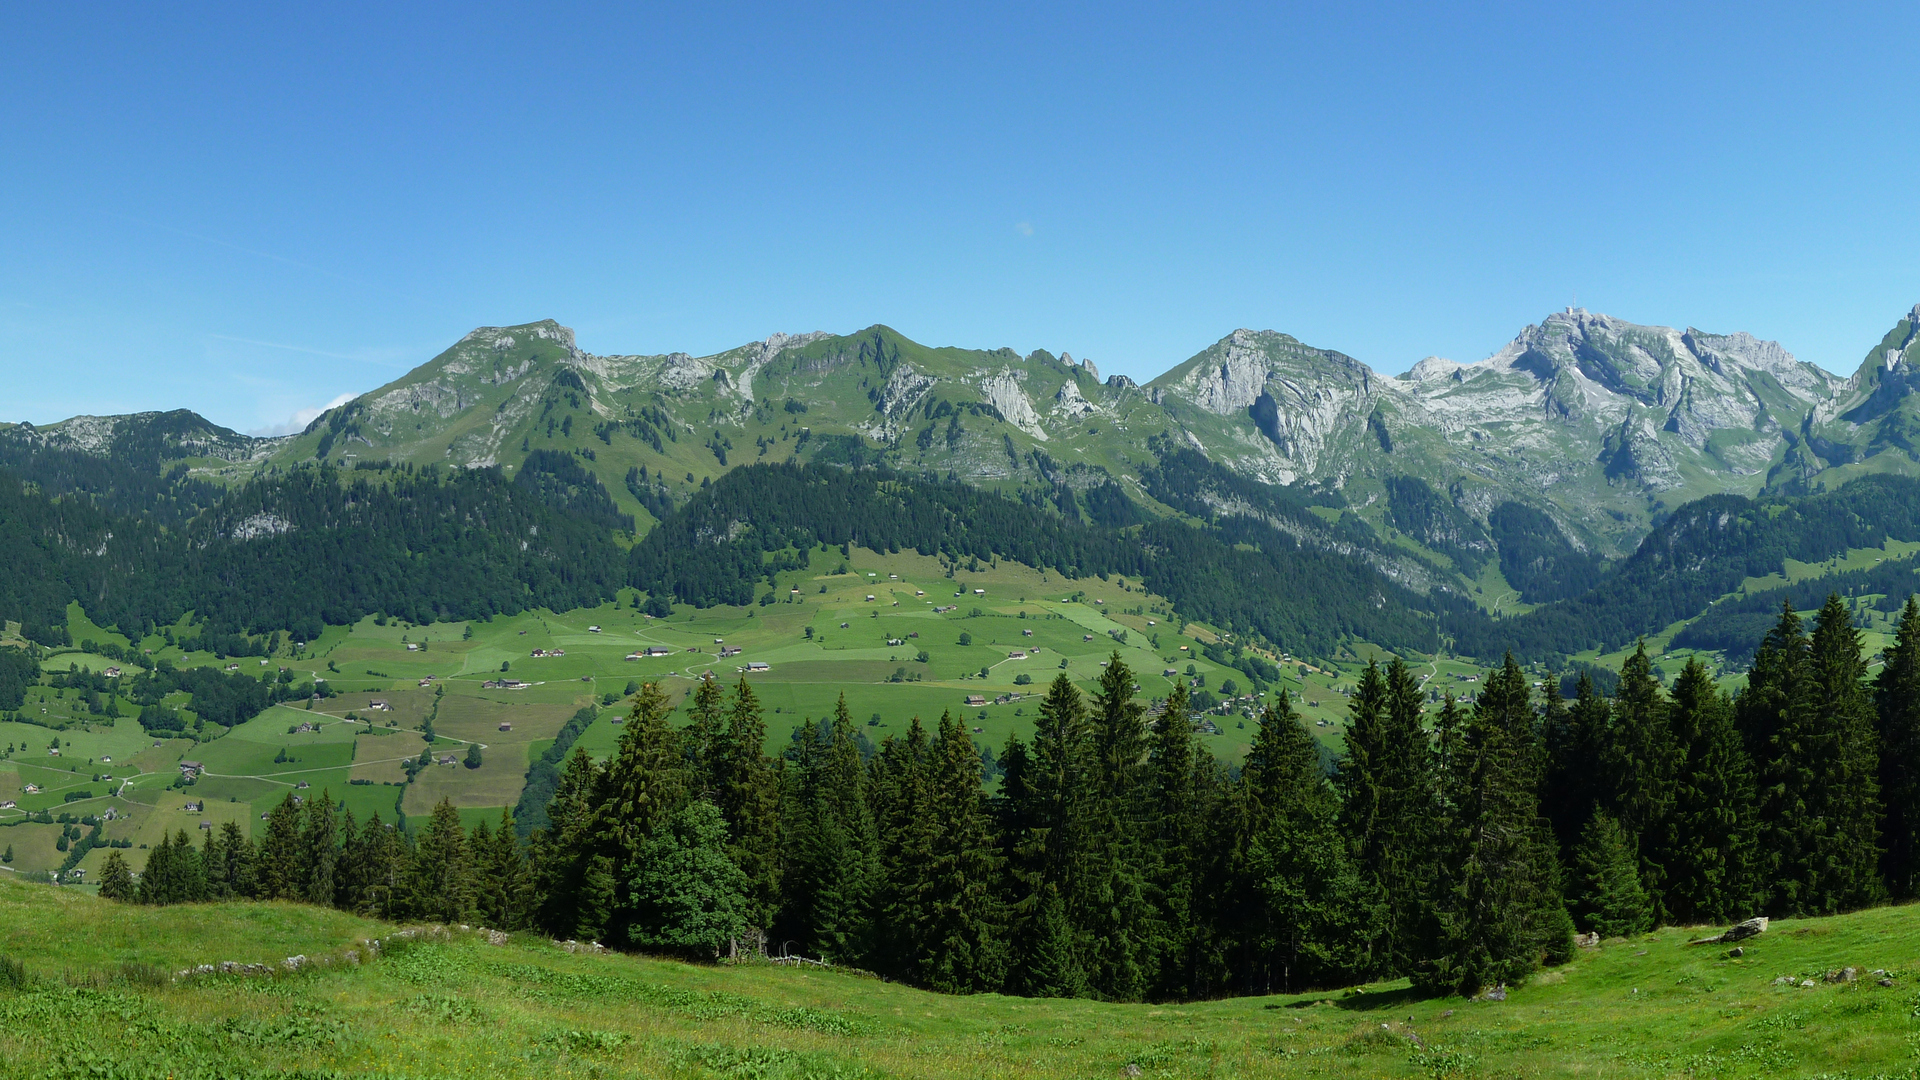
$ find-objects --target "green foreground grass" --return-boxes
[4,876,1920,1078]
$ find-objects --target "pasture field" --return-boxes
[2,873,1920,1077]
[3,544,1760,879]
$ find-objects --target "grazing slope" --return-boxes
[2,874,1919,1078]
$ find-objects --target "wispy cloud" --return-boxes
[1014,222,1034,236]
[246,392,358,437]
[209,334,405,365]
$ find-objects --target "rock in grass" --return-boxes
[1690,917,1769,945]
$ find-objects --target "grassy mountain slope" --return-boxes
[5,873,1920,1078]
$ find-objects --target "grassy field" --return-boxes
[3,874,1920,1078]
[9,534,1892,882]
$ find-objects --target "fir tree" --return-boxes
[1877,596,1920,897]
[1079,653,1152,1001]
[575,854,616,944]
[590,680,686,939]
[1003,674,1091,997]
[1603,642,1680,912]
[918,711,1008,992]
[782,694,877,964]
[257,794,305,901]
[532,746,603,937]
[97,850,133,901]
[1414,657,1569,996]
[302,789,339,908]
[1336,657,1430,975]
[682,674,728,795]
[478,807,532,930]
[712,678,781,926]
[1241,692,1375,992]
[870,717,935,979]
[1541,671,1606,859]
[1144,680,1200,998]
[1808,593,1884,910]
[1016,885,1085,998]
[1569,810,1651,938]
[1661,658,1760,924]
[409,798,473,923]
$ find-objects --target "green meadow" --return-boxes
[3,872,1920,1078]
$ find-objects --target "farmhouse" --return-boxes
[103,667,121,678]
[184,801,202,812]
[745,661,770,672]
[0,801,14,810]
[498,722,512,731]
[719,646,743,658]
[21,785,40,795]
[178,761,203,778]
[436,755,458,766]
[405,643,419,651]
[368,701,392,711]
[1008,651,1027,660]
[965,695,987,707]
[587,625,601,633]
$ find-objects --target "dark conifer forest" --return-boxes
[104,596,1920,1000]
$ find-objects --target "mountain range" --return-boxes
[8,303,1920,610]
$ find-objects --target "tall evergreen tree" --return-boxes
[871,716,935,979]
[1541,671,1606,860]
[409,798,473,923]
[1337,657,1431,975]
[1808,592,1884,910]
[1569,810,1651,938]
[302,789,339,908]
[918,711,1008,992]
[1877,596,1920,898]
[532,746,603,937]
[1002,673,1090,997]
[1413,656,1569,996]
[1661,658,1760,924]
[782,694,877,964]
[1144,680,1201,998]
[712,678,781,928]
[590,681,686,940]
[1078,653,1152,1001]
[1239,692,1375,992]
[97,850,133,901]
[477,807,532,930]
[682,674,728,796]
[1603,642,1680,913]
[257,793,305,901]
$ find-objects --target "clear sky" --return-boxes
[5,2,1918,434]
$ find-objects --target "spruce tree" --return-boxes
[480,807,533,929]
[783,694,877,964]
[1337,657,1431,975]
[1569,810,1651,938]
[1876,596,1920,897]
[1240,692,1375,992]
[532,746,603,937]
[1144,680,1200,998]
[1079,653,1152,1001]
[302,789,339,908]
[871,717,935,979]
[1002,674,1091,996]
[1808,593,1884,910]
[682,674,728,796]
[575,855,616,944]
[712,678,781,928]
[1017,886,1084,997]
[918,711,1009,992]
[1603,642,1680,913]
[1662,658,1760,924]
[1541,671,1605,859]
[590,681,686,940]
[98,850,133,901]
[409,798,473,923]
[1413,657,1569,996]
[257,793,306,901]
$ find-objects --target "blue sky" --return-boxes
[4,2,1918,434]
